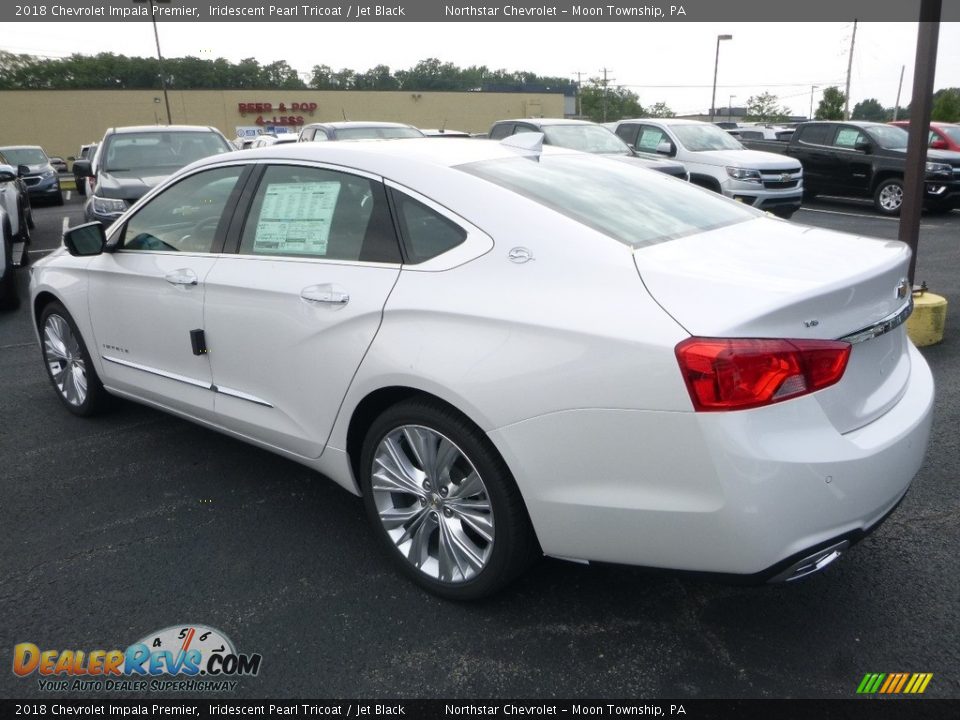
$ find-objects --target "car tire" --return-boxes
[17,203,31,244]
[359,398,539,600]
[1,217,19,311]
[38,301,109,416]
[772,209,796,220]
[54,191,64,207]
[873,178,904,216]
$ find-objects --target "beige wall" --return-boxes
[0,89,565,160]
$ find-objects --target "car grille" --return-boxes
[760,168,802,191]
[23,176,41,187]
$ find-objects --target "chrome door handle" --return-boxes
[301,284,350,306]
[164,268,198,286]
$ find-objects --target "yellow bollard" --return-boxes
[906,290,948,347]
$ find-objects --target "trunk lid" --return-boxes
[634,217,914,432]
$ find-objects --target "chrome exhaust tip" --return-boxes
[769,540,850,583]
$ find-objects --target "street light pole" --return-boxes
[728,95,736,121]
[148,0,172,124]
[710,34,733,123]
[809,85,818,120]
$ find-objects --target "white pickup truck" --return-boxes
[607,118,803,219]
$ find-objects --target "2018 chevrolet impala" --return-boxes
[30,137,934,599]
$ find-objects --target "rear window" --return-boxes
[103,131,232,172]
[334,127,424,140]
[458,154,757,249]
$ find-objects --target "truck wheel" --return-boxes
[873,178,904,216]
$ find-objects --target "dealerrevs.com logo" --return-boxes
[13,624,262,693]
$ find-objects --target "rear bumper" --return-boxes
[488,343,934,577]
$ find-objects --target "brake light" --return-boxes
[675,337,851,411]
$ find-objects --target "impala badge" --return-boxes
[508,247,534,264]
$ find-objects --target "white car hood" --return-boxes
[686,148,801,170]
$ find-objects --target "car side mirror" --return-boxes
[854,140,872,154]
[63,222,107,257]
[656,140,675,156]
[930,139,948,150]
[17,164,30,177]
[0,164,16,183]
[72,159,93,177]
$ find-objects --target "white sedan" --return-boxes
[30,137,934,599]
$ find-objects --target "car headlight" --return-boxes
[92,196,127,216]
[925,161,952,175]
[41,168,56,179]
[726,167,762,183]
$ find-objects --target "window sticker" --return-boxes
[834,128,862,147]
[253,181,341,256]
[638,130,664,151]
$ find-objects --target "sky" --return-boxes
[3,21,959,117]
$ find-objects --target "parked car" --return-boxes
[489,118,688,180]
[48,156,68,174]
[73,125,233,226]
[609,118,803,218]
[0,150,34,246]
[72,143,98,197]
[298,121,426,142]
[739,121,960,215]
[30,138,933,599]
[732,125,795,141]
[250,134,298,148]
[0,145,63,206]
[890,120,960,152]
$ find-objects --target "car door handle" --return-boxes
[164,268,198,286]
[301,284,350,306]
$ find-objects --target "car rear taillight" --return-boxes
[675,337,851,412]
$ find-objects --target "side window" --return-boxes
[391,191,467,264]
[833,127,868,149]
[239,165,400,263]
[120,166,244,253]
[796,124,832,146]
[636,125,669,152]
[298,128,314,142]
[615,124,639,147]
[489,124,515,141]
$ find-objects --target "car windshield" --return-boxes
[103,131,231,172]
[542,125,630,154]
[336,126,424,140]
[1,147,48,165]
[939,125,960,144]
[671,124,745,152]
[866,125,909,150]
[459,154,757,249]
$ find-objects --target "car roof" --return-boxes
[303,121,419,130]
[495,118,597,128]
[616,118,705,126]
[105,125,221,135]
[0,145,44,151]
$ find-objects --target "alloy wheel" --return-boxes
[879,183,903,212]
[43,314,88,407]
[371,425,495,584]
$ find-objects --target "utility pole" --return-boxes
[893,64,905,121]
[600,67,614,122]
[148,0,172,124]
[809,85,818,120]
[844,19,858,120]
[573,71,585,117]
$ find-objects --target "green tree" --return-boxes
[931,88,960,122]
[851,98,886,121]
[580,82,643,123]
[743,92,789,123]
[816,86,846,120]
[646,102,675,118]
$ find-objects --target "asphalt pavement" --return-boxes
[1,192,958,700]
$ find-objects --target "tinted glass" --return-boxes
[239,165,400,263]
[1,147,48,165]
[459,154,757,249]
[391,193,467,264]
[121,166,244,253]
[865,125,909,150]
[796,124,833,146]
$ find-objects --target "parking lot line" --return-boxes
[61,216,69,234]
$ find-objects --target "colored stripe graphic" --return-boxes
[857,673,932,694]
